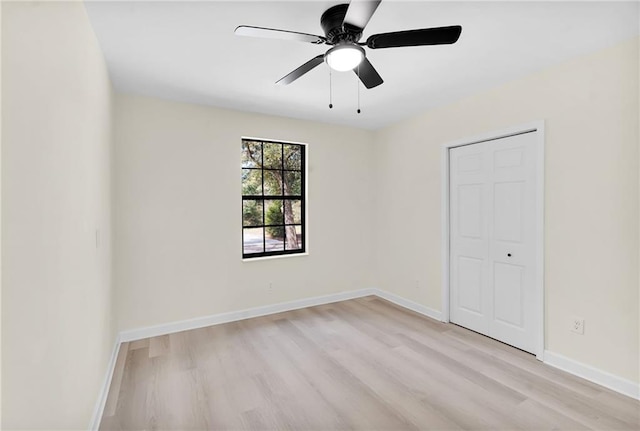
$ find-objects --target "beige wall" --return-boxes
[113,94,376,331]
[1,2,114,428]
[374,37,640,383]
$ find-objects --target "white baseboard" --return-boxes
[372,288,443,322]
[544,350,640,400]
[119,288,377,342]
[89,335,122,430]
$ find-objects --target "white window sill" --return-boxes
[242,252,309,263]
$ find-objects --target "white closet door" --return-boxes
[450,132,538,354]
[449,143,491,335]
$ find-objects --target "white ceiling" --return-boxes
[84,1,639,130]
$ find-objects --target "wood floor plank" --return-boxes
[128,338,149,351]
[594,390,640,425]
[271,317,418,430]
[458,347,631,429]
[327,344,463,430]
[148,334,170,358]
[100,296,640,430]
[445,324,606,397]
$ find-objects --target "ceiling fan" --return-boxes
[235,0,462,89]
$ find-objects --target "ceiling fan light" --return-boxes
[325,44,365,72]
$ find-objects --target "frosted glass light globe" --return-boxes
[325,44,365,72]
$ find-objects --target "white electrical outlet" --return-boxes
[415,280,420,289]
[570,316,585,335]
[268,282,273,293]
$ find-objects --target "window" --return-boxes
[242,138,306,258]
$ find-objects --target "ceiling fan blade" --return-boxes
[276,55,325,85]
[354,58,383,89]
[366,25,462,49]
[235,25,326,44]
[343,0,381,31]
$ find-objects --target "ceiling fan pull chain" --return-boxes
[357,63,361,114]
[329,68,333,109]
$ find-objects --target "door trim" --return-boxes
[441,121,545,360]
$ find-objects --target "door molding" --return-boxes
[441,121,545,360]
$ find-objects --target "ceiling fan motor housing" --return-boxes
[321,4,362,44]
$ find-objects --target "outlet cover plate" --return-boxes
[570,316,585,335]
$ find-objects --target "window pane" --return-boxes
[265,236,284,252]
[283,200,301,225]
[263,171,282,195]
[243,228,264,254]
[284,145,302,170]
[284,171,301,195]
[242,141,262,168]
[264,199,285,252]
[242,200,263,227]
[263,143,282,169]
[265,200,283,226]
[242,169,262,195]
[285,225,302,250]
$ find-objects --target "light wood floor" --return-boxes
[100,297,640,430]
